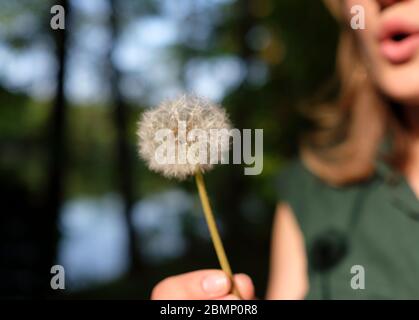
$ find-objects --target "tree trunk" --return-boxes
[108,0,142,274]
[43,0,69,296]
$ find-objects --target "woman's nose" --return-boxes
[376,0,409,10]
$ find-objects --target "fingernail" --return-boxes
[202,274,228,295]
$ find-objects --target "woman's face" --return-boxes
[344,0,419,106]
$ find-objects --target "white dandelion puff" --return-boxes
[136,94,241,298]
[137,95,232,180]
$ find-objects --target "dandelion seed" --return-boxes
[137,95,232,180]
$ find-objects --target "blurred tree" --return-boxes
[43,0,69,296]
[108,0,143,274]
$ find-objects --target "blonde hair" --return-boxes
[300,0,410,185]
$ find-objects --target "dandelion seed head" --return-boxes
[137,95,232,180]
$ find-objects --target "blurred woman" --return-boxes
[151,0,419,299]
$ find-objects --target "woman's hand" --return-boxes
[151,270,255,300]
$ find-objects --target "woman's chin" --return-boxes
[376,76,419,107]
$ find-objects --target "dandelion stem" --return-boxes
[194,168,241,298]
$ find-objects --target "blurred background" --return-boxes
[0,0,338,299]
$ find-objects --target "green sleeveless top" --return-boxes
[277,158,419,299]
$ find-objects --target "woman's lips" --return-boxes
[378,20,419,64]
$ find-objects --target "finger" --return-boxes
[233,273,255,300]
[151,270,231,300]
